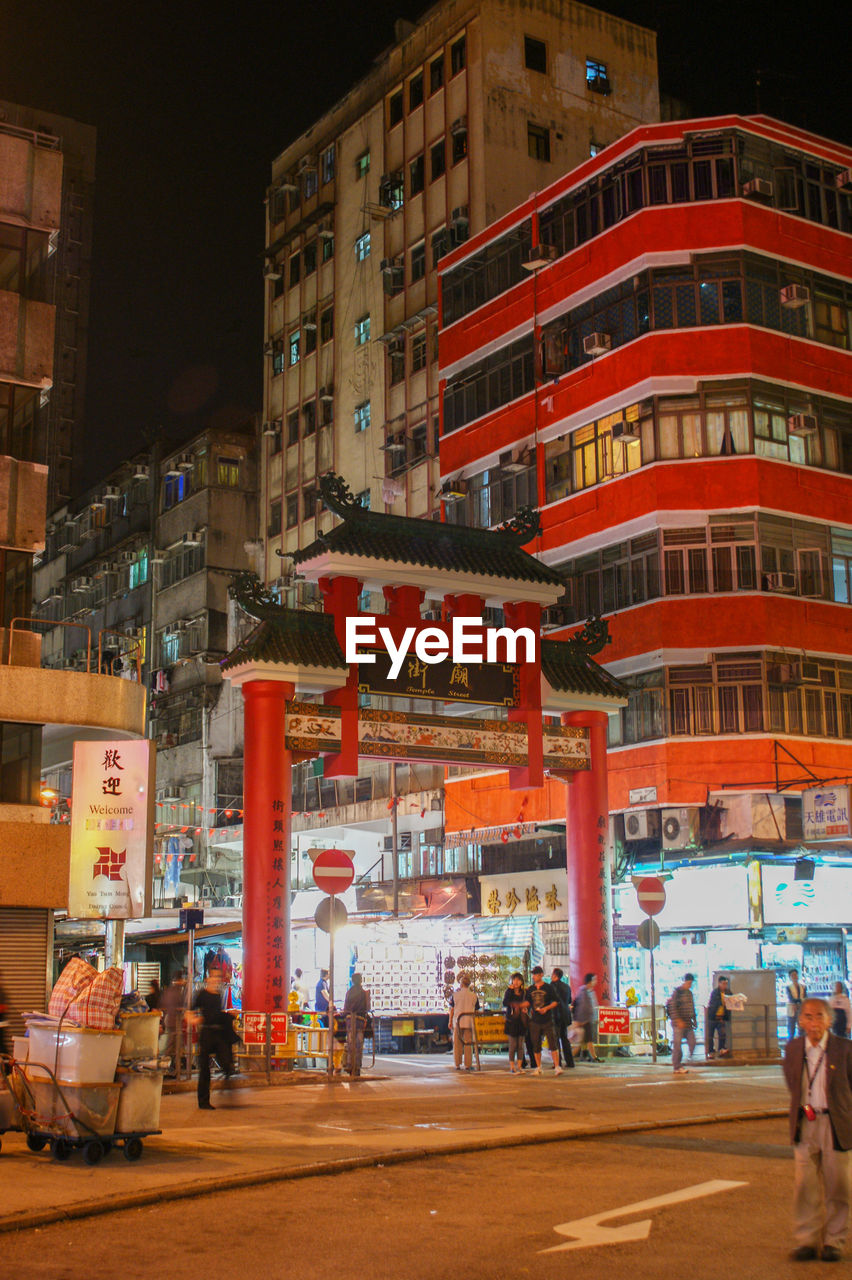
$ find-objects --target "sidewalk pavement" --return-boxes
[0,1053,788,1235]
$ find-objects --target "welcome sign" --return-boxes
[68,739,156,919]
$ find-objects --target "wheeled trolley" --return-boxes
[0,1056,160,1163]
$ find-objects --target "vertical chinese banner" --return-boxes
[68,740,156,919]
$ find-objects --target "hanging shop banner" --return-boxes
[68,739,155,919]
[284,702,590,770]
[801,785,851,841]
[479,869,569,922]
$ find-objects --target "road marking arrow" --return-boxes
[541,1179,746,1252]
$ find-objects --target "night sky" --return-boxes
[0,0,847,494]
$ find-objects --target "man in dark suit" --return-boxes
[783,997,852,1262]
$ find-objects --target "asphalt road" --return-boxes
[4,1118,812,1280]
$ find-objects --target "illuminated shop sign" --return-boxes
[801,785,851,841]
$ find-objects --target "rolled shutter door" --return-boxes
[0,907,52,1038]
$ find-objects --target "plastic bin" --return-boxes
[25,1024,123,1083]
[118,1011,162,1061]
[27,1077,122,1139]
[12,1036,28,1061]
[115,1069,164,1132]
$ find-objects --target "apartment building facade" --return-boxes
[0,113,143,1030]
[438,115,852,1003]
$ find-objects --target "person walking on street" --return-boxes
[669,973,698,1074]
[449,973,480,1070]
[830,982,852,1039]
[502,973,529,1073]
[573,973,601,1063]
[315,969,330,1027]
[783,997,852,1262]
[342,974,370,1077]
[707,974,731,1058]
[525,967,562,1075]
[186,966,239,1110]
[160,969,187,1077]
[551,967,575,1069]
[787,969,806,1040]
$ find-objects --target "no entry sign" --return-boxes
[312,848,355,895]
[636,876,666,916]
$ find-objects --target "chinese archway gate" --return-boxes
[221,475,626,1014]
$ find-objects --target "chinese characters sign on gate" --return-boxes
[68,740,155,919]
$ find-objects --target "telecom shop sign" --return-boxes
[802,785,851,841]
[68,739,156,919]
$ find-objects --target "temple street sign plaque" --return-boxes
[357,651,519,707]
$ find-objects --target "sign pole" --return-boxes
[649,941,657,1064]
[327,895,336,1081]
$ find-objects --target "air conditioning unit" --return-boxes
[612,419,641,442]
[72,576,93,592]
[177,453,193,470]
[296,154,316,173]
[263,341,275,356]
[319,385,334,402]
[442,477,468,501]
[583,332,611,356]
[661,807,697,850]
[800,660,821,683]
[383,832,412,852]
[263,262,282,280]
[835,167,852,191]
[302,312,317,331]
[119,549,136,564]
[766,571,797,592]
[318,223,334,240]
[263,419,282,436]
[384,431,407,454]
[499,446,532,473]
[133,464,150,481]
[183,529,203,547]
[450,205,469,225]
[523,243,558,270]
[103,486,121,501]
[780,284,810,308]
[787,413,817,436]
[624,810,661,841]
[542,605,571,627]
[89,496,106,511]
[450,115,467,135]
[742,177,773,200]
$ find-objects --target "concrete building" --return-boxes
[259,0,659,876]
[437,114,852,1010]
[0,114,143,1031]
[33,424,259,912]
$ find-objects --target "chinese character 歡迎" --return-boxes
[504,887,520,914]
[486,889,501,915]
[102,750,124,771]
[102,776,123,796]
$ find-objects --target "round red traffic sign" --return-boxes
[312,848,355,896]
[636,875,666,917]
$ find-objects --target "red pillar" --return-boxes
[562,710,613,1002]
[242,679,293,1012]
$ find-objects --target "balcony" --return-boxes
[0,290,56,387]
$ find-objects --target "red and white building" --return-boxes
[437,115,852,1006]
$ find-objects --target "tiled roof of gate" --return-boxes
[221,609,345,673]
[292,509,564,587]
[540,639,627,701]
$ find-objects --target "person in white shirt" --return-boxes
[448,974,480,1071]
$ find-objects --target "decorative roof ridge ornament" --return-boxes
[496,506,542,544]
[228,570,285,621]
[564,615,611,657]
[320,472,362,520]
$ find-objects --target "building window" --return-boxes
[321,397,333,427]
[380,172,404,210]
[411,241,426,282]
[302,401,316,437]
[321,145,335,185]
[356,488,371,510]
[288,331,300,365]
[524,36,547,74]
[304,319,317,355]
[286,494,298,528]
[586,58,610,94]
[321,233,334,262]
[287,411,299,446]
[432,227,449,266]
[354,401,371,432]
[303,242,317,275]
[443,334,536,434]
[320,306,334,343]
[430,55,444,93]
[411,332,427,371]
[388,90,403,128]
[354,314,371,346]
[431,139,446,180]
[217,456,241,487]
[528,123,551,162]
[355,150,370,180]
[452,127,467,165]
[303,487,319,521]
[289,253,300,288]
[163,472,189,510]
[267,498,282,538]
[409,72,424,111]
[355,231,371,262]
[451,36,466,76]
[409,154,425,196]
[272,340,285,376]
[303,168,318,199]
[590,142,603,157]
